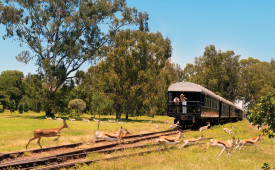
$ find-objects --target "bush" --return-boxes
[68,99,86,116]
[18,103,24,114]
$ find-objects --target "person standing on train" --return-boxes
[174,97,180,113]
[180,94,187,113]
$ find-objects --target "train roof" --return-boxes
[168,82,235,106]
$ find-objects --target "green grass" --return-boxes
[77,120,275,170]
[0,111,274,169]
[0,111,173,152]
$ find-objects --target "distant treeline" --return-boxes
[0,45,274,119]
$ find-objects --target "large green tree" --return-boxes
[183,45,240,101]
[87,30,172,119]
[238,58,275,108]
[0,0,147,116]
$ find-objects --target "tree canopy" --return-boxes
[0,0,148,116]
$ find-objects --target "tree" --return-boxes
[247,93,275,138]
[183,45,240,101]
[238,58,275,108]
[0,0,148,117]
[22,74,43,112]
[87,30,172,119]
[0,70,24,108]
[91,91,114,130]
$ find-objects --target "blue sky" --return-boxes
[0,0,275,75]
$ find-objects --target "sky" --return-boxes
[0,0,275,76]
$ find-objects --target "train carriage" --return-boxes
[167,82,242,127]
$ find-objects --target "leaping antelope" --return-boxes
[249,132,264,144]
[199,122,210,133]
[234,135,263,152]
[206,137,236,158]
[223,126,234,136]
[91,126,123,144]
[179,136,203,149]
[26,120,69,149]
[169,121,180,129]
[156,130,185,152]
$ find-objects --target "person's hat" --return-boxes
[180,94,187,100]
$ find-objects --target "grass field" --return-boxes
[0,111,274,170]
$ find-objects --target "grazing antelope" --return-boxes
[156,130,185,152]
[206,137,236,158]
[82,118,90,122]
[199,122,210,133]
[26,120,69,149]
[249,132,264,143]
[148,120,152,124]
[108,119,117,123]
[234,135,263,152]
[45,116,52,120]
[223,126,234,136]
[91,126,123,144]
[55,117,63,121]
[93,119,99,122]
[179,136,203,149]
[69,118,75,121]
[154,124,160,130]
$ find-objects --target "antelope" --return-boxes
[148,120,152,124]
[45,116,52,120]
[249,132,264,143]
[94,119,99,122]
[206,137,236,158]
[108,119,117,123]
[82,118,90,122]
[169,121,180,129]
[156,130,185,152]
[154,124,160,130]
[117,129,130,144]
[26,120,69,149]
[179,136,203,149]
[91,126,123,144]
[223,126,234,136]
[69,118,75,121]
[234,135,263,152]
[199,122,210,133]
[55,117,63,121]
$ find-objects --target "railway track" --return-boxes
[0,129,176,162]
[0,129,183,169]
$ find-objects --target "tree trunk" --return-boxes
[126,113,128,120]
[46,108,54,117]
[97,113,101,130]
